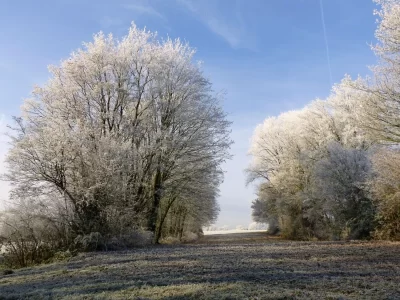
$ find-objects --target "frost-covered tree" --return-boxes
[338,0,400,143]
[246,0,400,241]
[248,106,314,238]
[251,181,282,235]
[3,23,231,245]
[313,143,375,239]
[247,222,268,230]
[248,100,371,239]
[370,147,400,240]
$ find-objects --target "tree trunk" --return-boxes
[154,196,177,243]
[148,166,162,243]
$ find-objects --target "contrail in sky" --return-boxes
[319,0,333,86]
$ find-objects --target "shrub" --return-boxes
[160,236,181,245]
[51,250,74,262]
[182,232,198,243]
[0,209,68,268]
[1,239,55,268]
[74,232,105,252]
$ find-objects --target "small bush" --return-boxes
[160,236,181,245]
[182,232,198,243]
[1,241,55,268]
[0,198,72,268]
[74,232,105,252]
[51,250,74,262]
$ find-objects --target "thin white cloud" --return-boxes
[124,2,166,21]
[100,2,168,31]
[319,0,333,86]
[100,16,124,29]
[204,17,243,49]
[178,0,256,50]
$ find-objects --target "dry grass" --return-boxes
[1,232,400,299]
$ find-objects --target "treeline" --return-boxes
[0,24,231,267]
[248,0,400,241]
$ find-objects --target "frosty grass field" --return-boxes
[1,231,400,300]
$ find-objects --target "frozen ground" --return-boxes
[1,232,400,299]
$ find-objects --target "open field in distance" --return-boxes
[203,229,268,235]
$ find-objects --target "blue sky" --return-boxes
[0,0,378,227]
